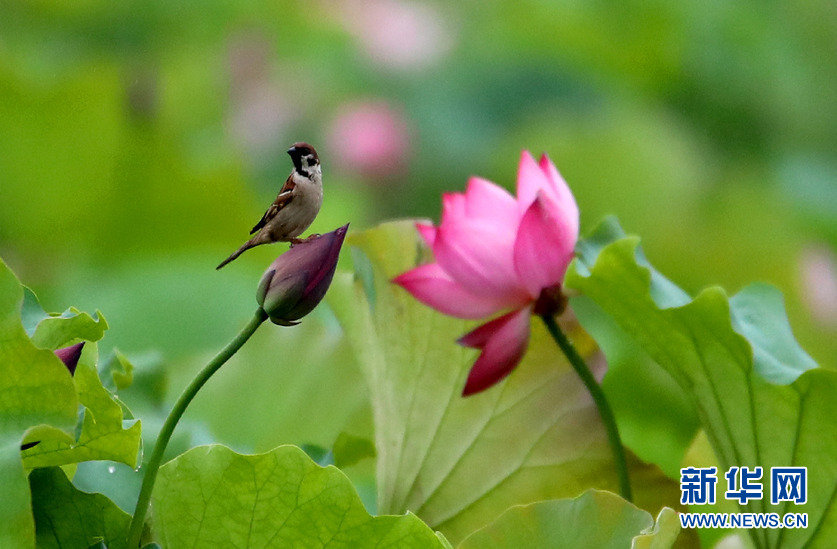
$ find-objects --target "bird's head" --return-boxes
[288,142,320,177]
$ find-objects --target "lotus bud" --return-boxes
[256,224,348,325]
[54,342,84,375]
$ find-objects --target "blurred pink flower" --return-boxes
[394,152,579,395]
[227,34,297,162]
[799,245,837,327]
[327,101,410,180]
[335,0,453,71]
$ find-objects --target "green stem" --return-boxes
[540,314,632,502]
[126,308,269,548]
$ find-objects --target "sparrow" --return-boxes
[217,142,323,269]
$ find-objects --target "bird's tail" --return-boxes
[216,239,257,270]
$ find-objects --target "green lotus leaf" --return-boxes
[566,217,837,548]
[151,444,447,548]
[458,490,679,549]
[30,466,131,549]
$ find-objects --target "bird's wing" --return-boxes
[250,181,295,234]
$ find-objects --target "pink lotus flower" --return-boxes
[393,151,579,395]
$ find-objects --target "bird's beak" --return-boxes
[287,146,303,171]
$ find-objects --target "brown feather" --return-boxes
[216,237,257,270]
[250,183,295,234]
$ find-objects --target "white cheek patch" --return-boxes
[303,155,320,168]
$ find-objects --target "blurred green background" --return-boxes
[2,0,836,510]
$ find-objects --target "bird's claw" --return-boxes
[289,234,322,248]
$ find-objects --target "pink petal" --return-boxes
[538,154,579,232]
[516,150,553,214]
[513,194,577,297]
[458,308,531,396]
[393,263,510,319]
[433,219,530,307]
[463,177,518,228]
[416,222,437,247]
[441,192,466,227]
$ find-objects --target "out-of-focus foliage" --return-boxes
[1,0,835,541]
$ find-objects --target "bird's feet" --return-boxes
[289,234,322,247]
